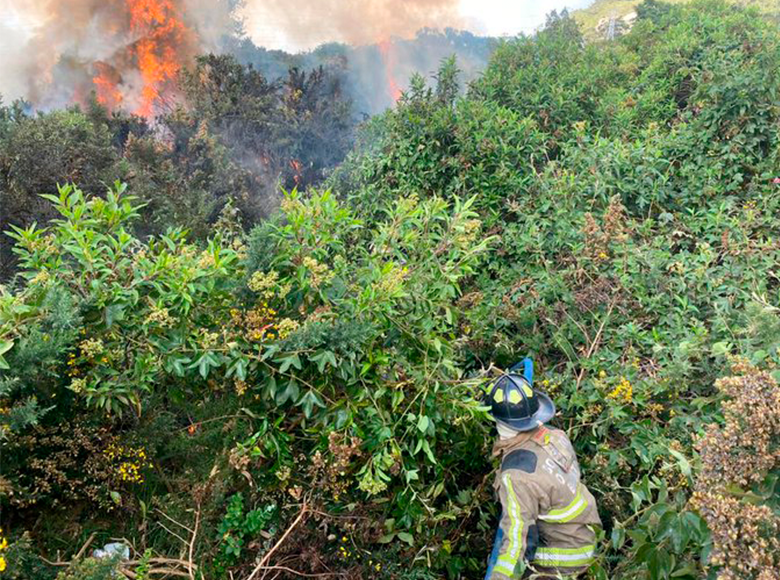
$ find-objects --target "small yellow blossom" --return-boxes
[79,338,105,359]
[69,378,87,394]
[248,270,280,298]
[276,318,300,340]
[145,304,174,328]
[197,251,216,269]
[303,257,334,289]
[607,377,633,404]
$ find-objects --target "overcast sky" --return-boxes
[460,0,594,36]
[243,0,597,52]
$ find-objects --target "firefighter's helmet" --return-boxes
[486,359,555,432]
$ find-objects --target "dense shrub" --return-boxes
[4,2,780,579]
[331,1,780,578]
[1,182,492,577]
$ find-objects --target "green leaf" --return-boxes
[227,357,248,381]
[669,449,692,481]
[647,547,672,580]
[396,532,414,545]
[421,439,437,464]
[417,415,430,433]
[276,379,300,405]
[166,356,191,377]
[190,352,220,379]
[105,304,125,328]
[611,525,626,550]
[710,341,731,357]
[299,390,325,418]
[310,350,337,373]
[277,354,302,374]
[0,340,13,357]
[671,565,698,578]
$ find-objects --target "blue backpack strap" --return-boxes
[509,358,533,386]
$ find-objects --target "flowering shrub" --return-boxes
[1,181,492,576]
[7,3,780,579]
[691,359,780,580]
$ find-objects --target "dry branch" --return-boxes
[247,502,309,580]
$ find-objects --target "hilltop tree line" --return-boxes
[2,2,780,580]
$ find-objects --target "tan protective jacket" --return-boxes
[486,426,601,579]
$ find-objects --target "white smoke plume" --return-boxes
[242,0,463,51]
[0,0,465,113]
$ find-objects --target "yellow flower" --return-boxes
[0,555,6,571]
[277,318,300,340]
[607,377,633,404]
[303,257,334,289]
[248,270,280,298]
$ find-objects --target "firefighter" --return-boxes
[484,359,601,579]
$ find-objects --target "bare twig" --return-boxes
[251,567,340,578]
[121,568,192,578]
[156,521,189,547]
[247,502,309,580]
[573,298,617,394]
[188,505,201,580]
[74,533,97,560]
[39,557,69,567]
[155,509,194,534]
[40,532,98,567]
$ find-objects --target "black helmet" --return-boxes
[486,359,555,432]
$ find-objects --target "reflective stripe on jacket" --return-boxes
[485,426,602,579]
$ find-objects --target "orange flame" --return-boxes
[378,40,402,103]
[92,0,193,117]
[94,62,123,110]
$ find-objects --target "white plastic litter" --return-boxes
[92,542,131,561]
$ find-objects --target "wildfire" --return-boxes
[93,63,123,110]
[378,40,402,103]
[92,0,194,117]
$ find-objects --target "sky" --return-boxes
[242,0,597,52]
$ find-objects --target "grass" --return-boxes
[574,0,780,38]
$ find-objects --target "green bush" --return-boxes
[6,2,780,579]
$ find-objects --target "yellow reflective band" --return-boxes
[494,559,515,577]
[508,390,522,404]
[539,486,587,523]
[494,389,505,403]
[533,545,596,568]
[502,474,524,567]
[522,384,534,397]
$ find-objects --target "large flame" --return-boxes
[90,0,194,117]
[378,40,402,103]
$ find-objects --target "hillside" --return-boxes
[2,2,780,580]
[575,0,780,38]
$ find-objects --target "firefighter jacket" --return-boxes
[485,426,602,579]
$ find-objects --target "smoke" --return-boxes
[242,0,464,51]
[0,0,478,115]
[0,0,235,113]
